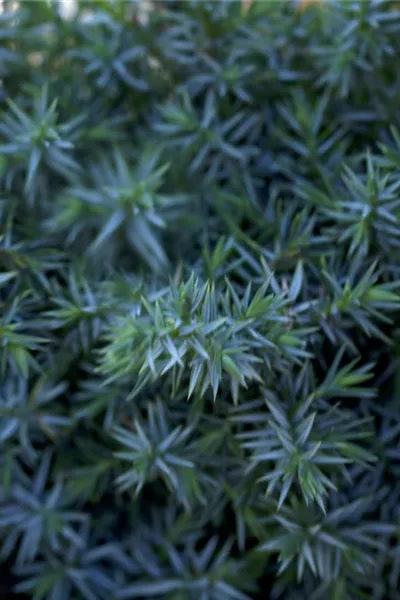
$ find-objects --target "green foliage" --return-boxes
[1,1,400,599]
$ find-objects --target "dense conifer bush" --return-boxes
[1,0,400,597]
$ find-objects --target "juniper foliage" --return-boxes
[1,1,400,598]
